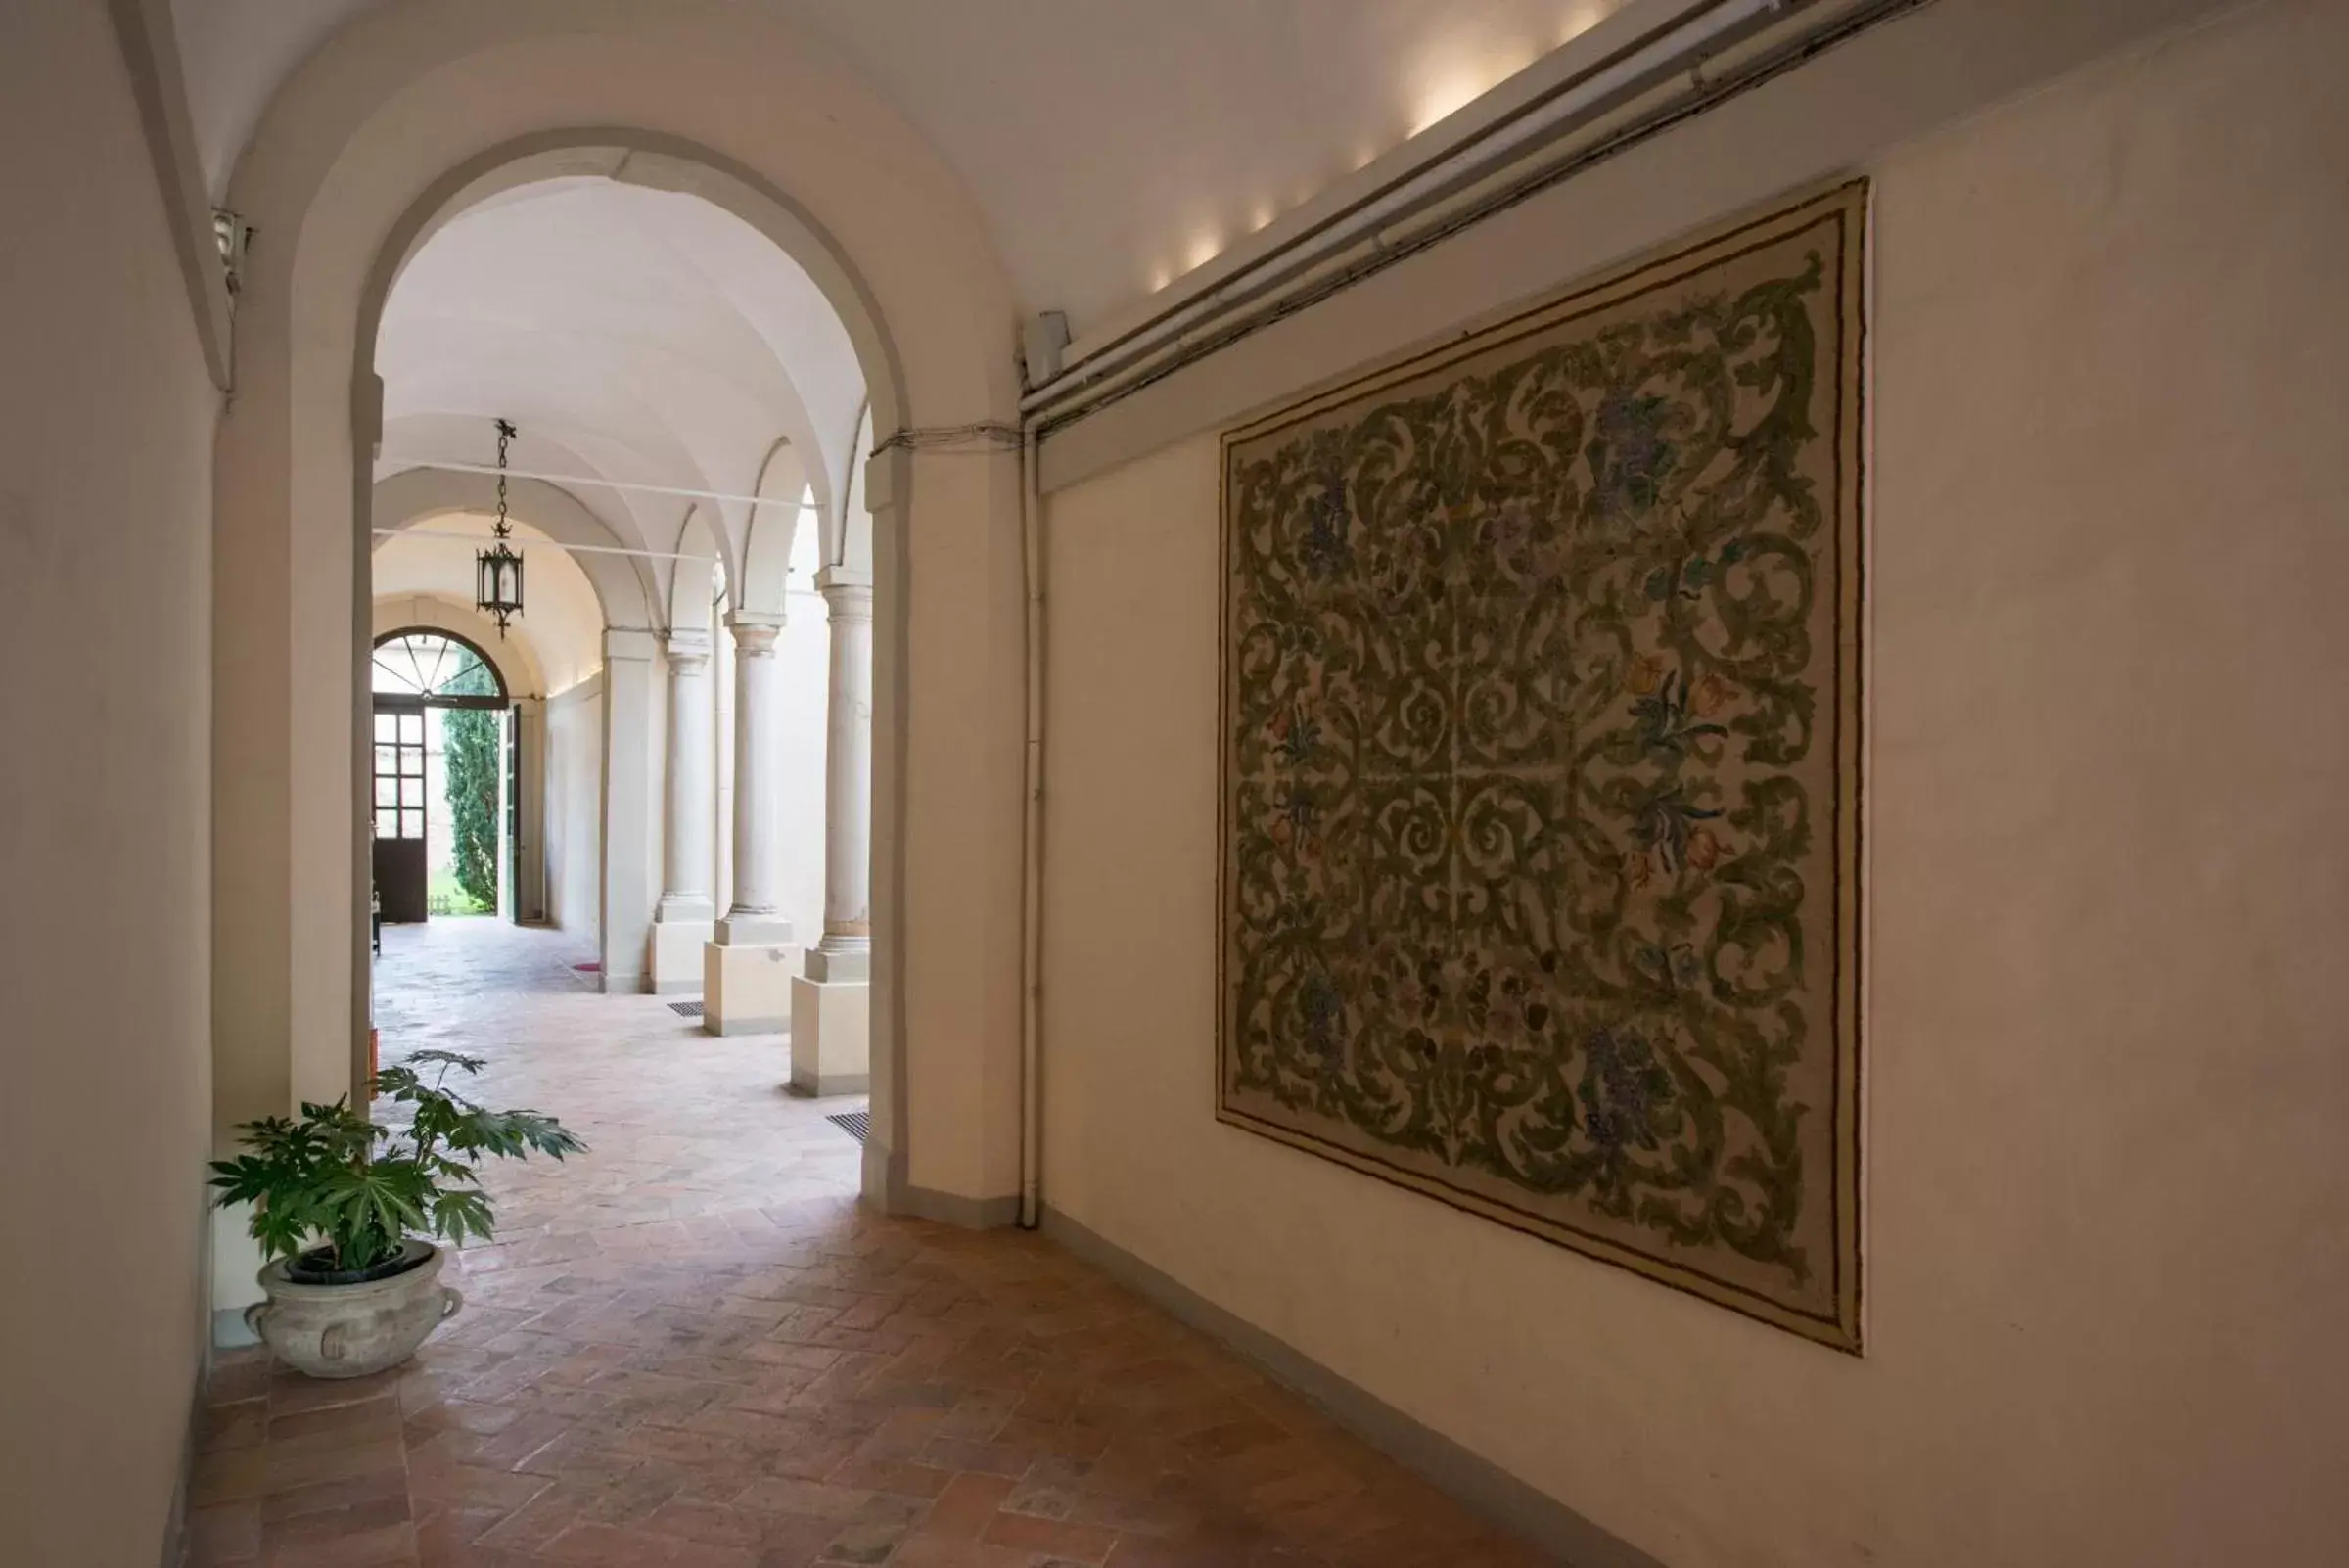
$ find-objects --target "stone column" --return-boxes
[810,570,872,980]
[704,610,796,1034]
[792,570,874,1095]
[713,606,735,914]
[648,633,714,992]
[599,629,660,994]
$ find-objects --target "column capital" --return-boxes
[666,630,713,672]
[723,609,786,655]
[815,568,874,622]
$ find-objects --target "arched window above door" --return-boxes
[371,629,508,708]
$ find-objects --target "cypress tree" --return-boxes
[442,662,501,913]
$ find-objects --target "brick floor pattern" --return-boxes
[186,923,1549,1567]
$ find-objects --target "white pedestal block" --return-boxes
[703,940,799,1035]
[210,1204,267,1348]
[649,918,714,994]
[790,977,870,1096]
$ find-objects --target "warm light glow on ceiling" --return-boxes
[1409,4,1621,135]
[1132,4,1631,306]
[1560,3,1609,47]
[1407,44,1537,138]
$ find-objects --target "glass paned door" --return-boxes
[371,705,430,922]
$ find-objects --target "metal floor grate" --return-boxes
[826,1110,871,1143]
[667,999,705,1018]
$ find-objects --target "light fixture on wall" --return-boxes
[475,418,525,636]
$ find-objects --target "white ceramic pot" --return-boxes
[245,1240,463,1378]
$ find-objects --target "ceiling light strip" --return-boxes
[1023,0,1768,415]
[1026,0,1922,431]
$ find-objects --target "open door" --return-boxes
[500,704,520,920]
[372,703,429,922]
[370,629,511,923]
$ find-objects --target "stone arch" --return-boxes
[212,0,1030,1225]
[667,507,723,642]
[819,399,877,578]
[370,593,546,698]
[371,468,657,634]
[738,438,808,620]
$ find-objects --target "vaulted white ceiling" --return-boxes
[192,0,1639,630]
[173,0,1631,332]
[373,177,861,571]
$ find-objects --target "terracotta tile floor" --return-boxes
[189,920,1547,1567]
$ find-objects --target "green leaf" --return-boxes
[215,1048,583,1266]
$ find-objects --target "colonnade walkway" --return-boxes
[185,920,1543,1568]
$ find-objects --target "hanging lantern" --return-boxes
[475,418,525,635]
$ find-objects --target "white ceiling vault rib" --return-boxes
[371,526,707,564]
[380,460,823,513]
[372,526,829,605]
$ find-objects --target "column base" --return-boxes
[715,911,795,947]
[650,918,714,993]
[704,938,800,1035]
[804,942,869,983]
[789,975,870,1096]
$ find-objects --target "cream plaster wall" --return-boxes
[0,2,218,1560]
[1038,3,2349,1565]
[545,677,604,942]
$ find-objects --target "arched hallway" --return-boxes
[15,2,2349,1564]
[187,927,1541,1568]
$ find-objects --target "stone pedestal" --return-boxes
[791,975,871,1096]
[650,920,712,995]
[705,936,801,1036]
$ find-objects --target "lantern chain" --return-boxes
[478,418,524,636]
[493,418,516,540]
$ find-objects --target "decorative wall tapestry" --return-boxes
[1218,182,1865,1351]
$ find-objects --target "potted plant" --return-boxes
[209,1049,583,1379]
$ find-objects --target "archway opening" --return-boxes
[369,628,511,927]
[358,159,877,1218]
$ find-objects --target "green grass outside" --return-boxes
[428,869,492,917]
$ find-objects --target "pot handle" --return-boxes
[242,1302,270,1338]
[439,1285,464,1320]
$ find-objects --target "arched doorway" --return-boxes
[368,628,511,925]
[212,1,1031,1223]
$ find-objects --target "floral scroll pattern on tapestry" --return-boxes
[1217,185,1865,1349]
